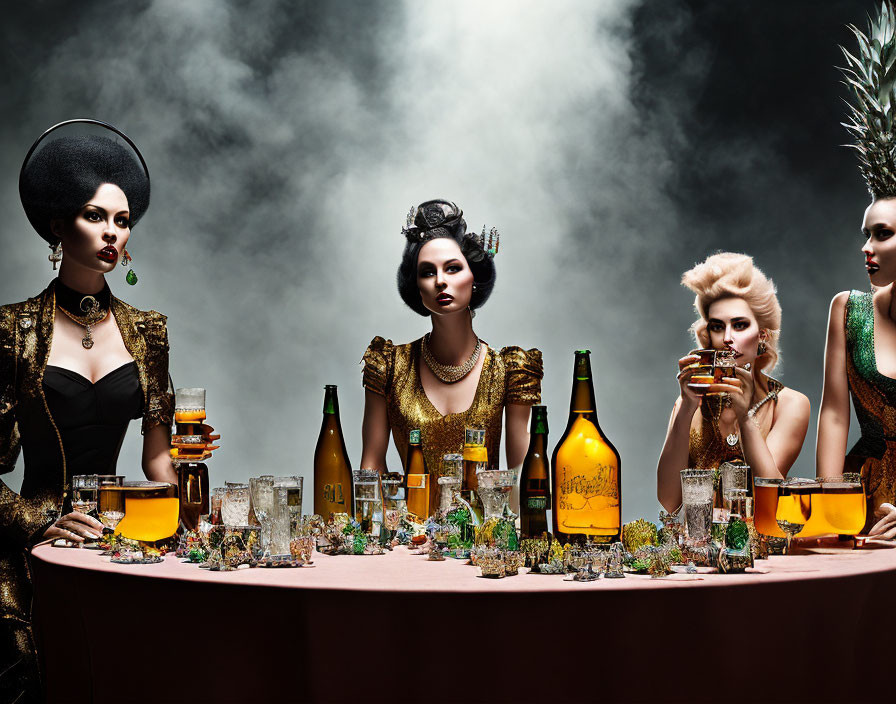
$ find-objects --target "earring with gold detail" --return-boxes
[122,249,138,285]
[48,242,62,270]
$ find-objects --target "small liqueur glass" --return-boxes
[222,482,250,527]
[707,349,737,397]
[680,469,714,546]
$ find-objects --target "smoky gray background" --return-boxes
[0,0,875,522]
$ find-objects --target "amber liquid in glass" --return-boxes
[117,498,180,542]
[175,409,206,423]
[98,486,125,529]
[775,487,811,533]
[313,385,353,517]
[819,486,866,535]
[753,484,786,537]
[552,350,621,544]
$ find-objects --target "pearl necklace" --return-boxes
[421,334,481,384]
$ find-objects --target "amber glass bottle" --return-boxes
[551,351,621,543]
[520,406,550,538]
[404,429,431,521]
[313,385,354,517]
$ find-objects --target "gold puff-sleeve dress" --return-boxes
[362,336,543,474]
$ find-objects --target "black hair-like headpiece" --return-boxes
[19,119,150,244]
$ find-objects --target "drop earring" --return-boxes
[122,249,138,285]
[48,242,62,270]
[757,340,767,355]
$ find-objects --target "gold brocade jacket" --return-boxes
[362,336,543,476]
[0,280,173,666]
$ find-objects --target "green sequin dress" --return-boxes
[844,291,896,528]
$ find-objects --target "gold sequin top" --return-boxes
[0,279,172,683]
[362,336,542,475]
[843,290,896,521]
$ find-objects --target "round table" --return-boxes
[30,540,896,703]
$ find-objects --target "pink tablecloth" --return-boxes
[31,541,896,703]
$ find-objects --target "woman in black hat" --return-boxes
[0,121,175,701]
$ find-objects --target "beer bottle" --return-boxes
[404,429,430,521]
[551,351,621,543]
[520,405,550,538]
[313,385,354,517]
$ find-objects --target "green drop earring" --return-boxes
[122,249,138,285]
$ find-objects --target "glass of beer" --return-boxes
[754,477,786,553]
[114,481,180,543]
[818,474,866,537]
[174,387,206,423]
[775,478,818,552]
[97,475,126,531]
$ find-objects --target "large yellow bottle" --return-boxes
[551,350,621,543]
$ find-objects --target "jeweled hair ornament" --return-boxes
[841,1,896,198]
[401,199,500,257]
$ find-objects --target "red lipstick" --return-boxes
[97,246,118,263]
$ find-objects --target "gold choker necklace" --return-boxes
[422,334,481,384]
[57,295,108,349]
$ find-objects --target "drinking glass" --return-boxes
[222,482,250,526]
[819,474,867,537]
[249,476,274,548]
[269,486,291,555]
[688,348,717,366]
[680,469,714,546]
[210,486,226,525]
[97,475,126,531]
[706,350,737,396]
[775,478,817,552]
[352,469,381,536]
[115,481,180,543]
[438,454,464,515]
[476,468,517,522]
[686,364,715,395]
[72,475,98,516]
[174,387,206,423]
[273,476,304,540]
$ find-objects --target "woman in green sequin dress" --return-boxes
[817,198,896,537]
[817,5,896,538]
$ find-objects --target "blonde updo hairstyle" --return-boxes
[681,252,781,374]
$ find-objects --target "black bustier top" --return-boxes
[42,361,143,476]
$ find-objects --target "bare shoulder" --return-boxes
[776,387,810,417]
[830,290,850,316]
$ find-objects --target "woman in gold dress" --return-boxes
[0,121,174,701]
[361,199,542,492]
[656,252,810,512]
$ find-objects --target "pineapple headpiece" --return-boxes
[842,1,896,199]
